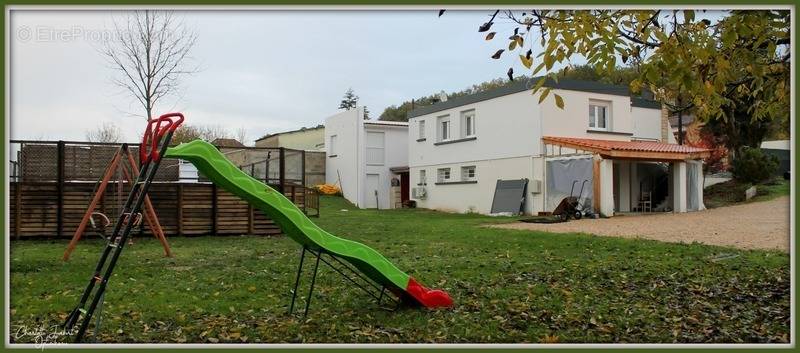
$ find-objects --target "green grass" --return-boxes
[10,196,789,343]
[704,178,789,208]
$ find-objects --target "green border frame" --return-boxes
[0,2,795,352]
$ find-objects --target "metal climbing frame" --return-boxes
[288,246,403,318]
[63,113,185,343]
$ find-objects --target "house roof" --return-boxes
[407,77,661,119]
[542,136,710,161]
[256,124,324,142]
[211,138,246,148]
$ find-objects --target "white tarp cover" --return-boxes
[686,161,703,211]
[546,157,593,212]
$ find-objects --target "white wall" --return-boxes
[325,108,409,209]
[325,109,361,205]
[411,156,536,214]
[631,107,663,141]
[408,90,542,214]
[409,90,543,168]
[540,89,634,141]
[363,122,409,209]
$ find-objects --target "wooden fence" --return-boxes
[10,181,319,239]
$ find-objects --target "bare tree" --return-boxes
[234,126,248,145]
[86,122,123,143]
[169,124,234,145]
[103,10,198,120]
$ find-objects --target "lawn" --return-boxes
[10,196,790,343]
[704,177,789,209]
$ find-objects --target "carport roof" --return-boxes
[543,136,711,161]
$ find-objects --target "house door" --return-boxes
[364,174,380,209]
[400,172,410,204]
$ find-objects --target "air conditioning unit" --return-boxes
[529,179,542,194]
[412,187,427,199]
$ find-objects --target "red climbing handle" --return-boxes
[140,113,185,163]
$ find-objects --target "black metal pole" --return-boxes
[677,109,684,145]
[303,250,322,318]
[56,141,65,237]
[279,148,286,193]
[289,247,306,315]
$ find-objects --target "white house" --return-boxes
[407,78,709,217]
[325,107,410,209]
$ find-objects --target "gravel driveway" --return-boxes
[492,196,790,251]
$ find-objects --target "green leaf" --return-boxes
[543,54,554,71]
[532,62,546,75]
[554,94,565,109]
[683,10,695,23]
[654,29,668,43]
[532,77,547,93]
[509,40,517,51]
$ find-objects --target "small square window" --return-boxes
[419,169,427,185]
[461,166,476,181]
[437,168,451,183]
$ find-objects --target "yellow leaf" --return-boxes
[519,55,532,69]
[508,40,517,51]
[538,88,551,104]
[554,94,565,109]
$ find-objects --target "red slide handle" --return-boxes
[140,113,185,163]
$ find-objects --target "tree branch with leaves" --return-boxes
[456,9,789,154]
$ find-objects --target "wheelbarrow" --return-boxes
[552,180,588,222]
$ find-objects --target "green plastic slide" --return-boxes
[165,140,452,308]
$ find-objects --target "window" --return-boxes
[437,168,451,183]
[461,166,476,181]
[365,131,385,165]
[461,110,476,137]
[437,115,451,141]
[329,135,337,155]
[589,102,610,130]
[419,169,427,185]
[418,120,426,140]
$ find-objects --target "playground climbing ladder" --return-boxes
[63,113,184,343]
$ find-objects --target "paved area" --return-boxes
[492,196,790,251]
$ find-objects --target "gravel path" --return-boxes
[492,196,790,251]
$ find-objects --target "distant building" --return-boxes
[211,138,246,148]
[325,108,409,209]
[255,125,325,151]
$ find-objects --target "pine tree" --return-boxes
[339,88,359,110]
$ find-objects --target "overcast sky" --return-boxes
[10,9,568,144]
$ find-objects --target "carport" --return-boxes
[542,136,711,217]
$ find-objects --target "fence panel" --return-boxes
[9,140,319,239]
[10,182,286,239]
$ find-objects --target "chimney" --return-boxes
[660,104,670,143]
